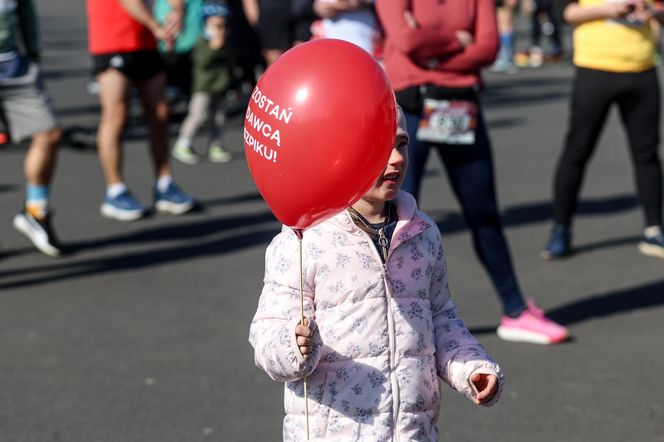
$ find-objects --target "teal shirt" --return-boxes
[0,0,39,57]
[153,0,204,54]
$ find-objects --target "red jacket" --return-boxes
[376,0,499,91]
[87,0,156,55]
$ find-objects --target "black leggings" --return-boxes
[553,67,663,228]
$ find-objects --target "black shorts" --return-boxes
[257,2,293,51]
[92,50,164,81]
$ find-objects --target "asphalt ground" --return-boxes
[0,2,663,441]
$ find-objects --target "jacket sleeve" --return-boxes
[430,235,504,407]
[432,0,499,73]
[248,230,322,382]
[376,0,463,61]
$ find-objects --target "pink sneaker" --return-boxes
[497,299,570,344]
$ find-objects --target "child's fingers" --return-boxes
[296,335,312,347]
[295,324,313,338]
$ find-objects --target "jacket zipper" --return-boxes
[361,229,400,440]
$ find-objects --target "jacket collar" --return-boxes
[326,191,434,244]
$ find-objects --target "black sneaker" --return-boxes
[13,211,64,257]
[638,230,664,259]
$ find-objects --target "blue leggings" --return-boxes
[402,110,526,317]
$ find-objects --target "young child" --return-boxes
[249,107,504,440]
[172,0,234,164]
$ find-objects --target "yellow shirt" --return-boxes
[573,0,655,72]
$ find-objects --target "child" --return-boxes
[172,0,234,164]
[249,107,504,440]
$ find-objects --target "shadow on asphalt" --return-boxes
[470,279,664,336]
[0,211,281,290]
[432,193,638,234]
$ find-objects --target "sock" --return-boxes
[157,175,173,193]
[26,184,49,219]
[644,225,662,238]
[107,182,128,199]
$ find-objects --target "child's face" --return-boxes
[206,15,227,39]
[361,134,409,203]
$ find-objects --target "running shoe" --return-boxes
[100,190,146,221]
[208,145,232,163]
[638,229,664,259]
[172,143,199,165]
[13,210,64,257]
[154,182,195,215]
[497,299,570,345]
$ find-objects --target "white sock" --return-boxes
[157,175,173,193]
[644,225,662,238]
[107,183,128,199]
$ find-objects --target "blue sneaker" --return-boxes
[541,225,571,260]
[100,190,146,221]
[638,230,664,259]
[154,182,195,215]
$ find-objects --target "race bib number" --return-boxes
[416,98,477,145]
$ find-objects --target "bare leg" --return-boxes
[135,72,170,179]
[96,69,130,185]
[24,127,62,186]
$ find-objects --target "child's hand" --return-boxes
[470,372,499,405]
[295,318,314,360]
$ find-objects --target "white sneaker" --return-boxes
[13,211,63,257]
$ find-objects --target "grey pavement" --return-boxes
[1,2,663,441]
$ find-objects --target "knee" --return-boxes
[101,104,128,129]
[33,126,62,148]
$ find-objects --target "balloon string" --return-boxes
[297,233,310,440]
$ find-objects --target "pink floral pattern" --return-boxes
[249,192,503,441]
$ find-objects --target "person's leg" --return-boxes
[173,92,211,164]
[617,69,664,258]
[4,60,64,256]
[136,72,195,214]
[437,115,525,317]
[401,111,432,200]
[552,68,615,228]
[135,72,170,179]
[96,68,147,221]
[617,69,662,227]
[208,93,232,162]
[96,68,131,186]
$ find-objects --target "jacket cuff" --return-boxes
[286,317,322,378]
[466,362,504,407]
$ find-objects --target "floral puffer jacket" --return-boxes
[249,191,503,441]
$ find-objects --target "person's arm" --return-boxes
[375,0,463,60]
[430,0,499,73]
[119,0,167,40]
[563,0,633,24]
[242,0,259,27]
[429,233,503,407]
[17,0,40,61]
[248,231,323,382]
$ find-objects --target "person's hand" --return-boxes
[456,30,473,47]
[314,0,356,18]
[602,1,635,19]
[163,10,184,40]
[470,372,499,405]
[295,318,314,360]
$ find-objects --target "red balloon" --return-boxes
[243,39,397,230]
